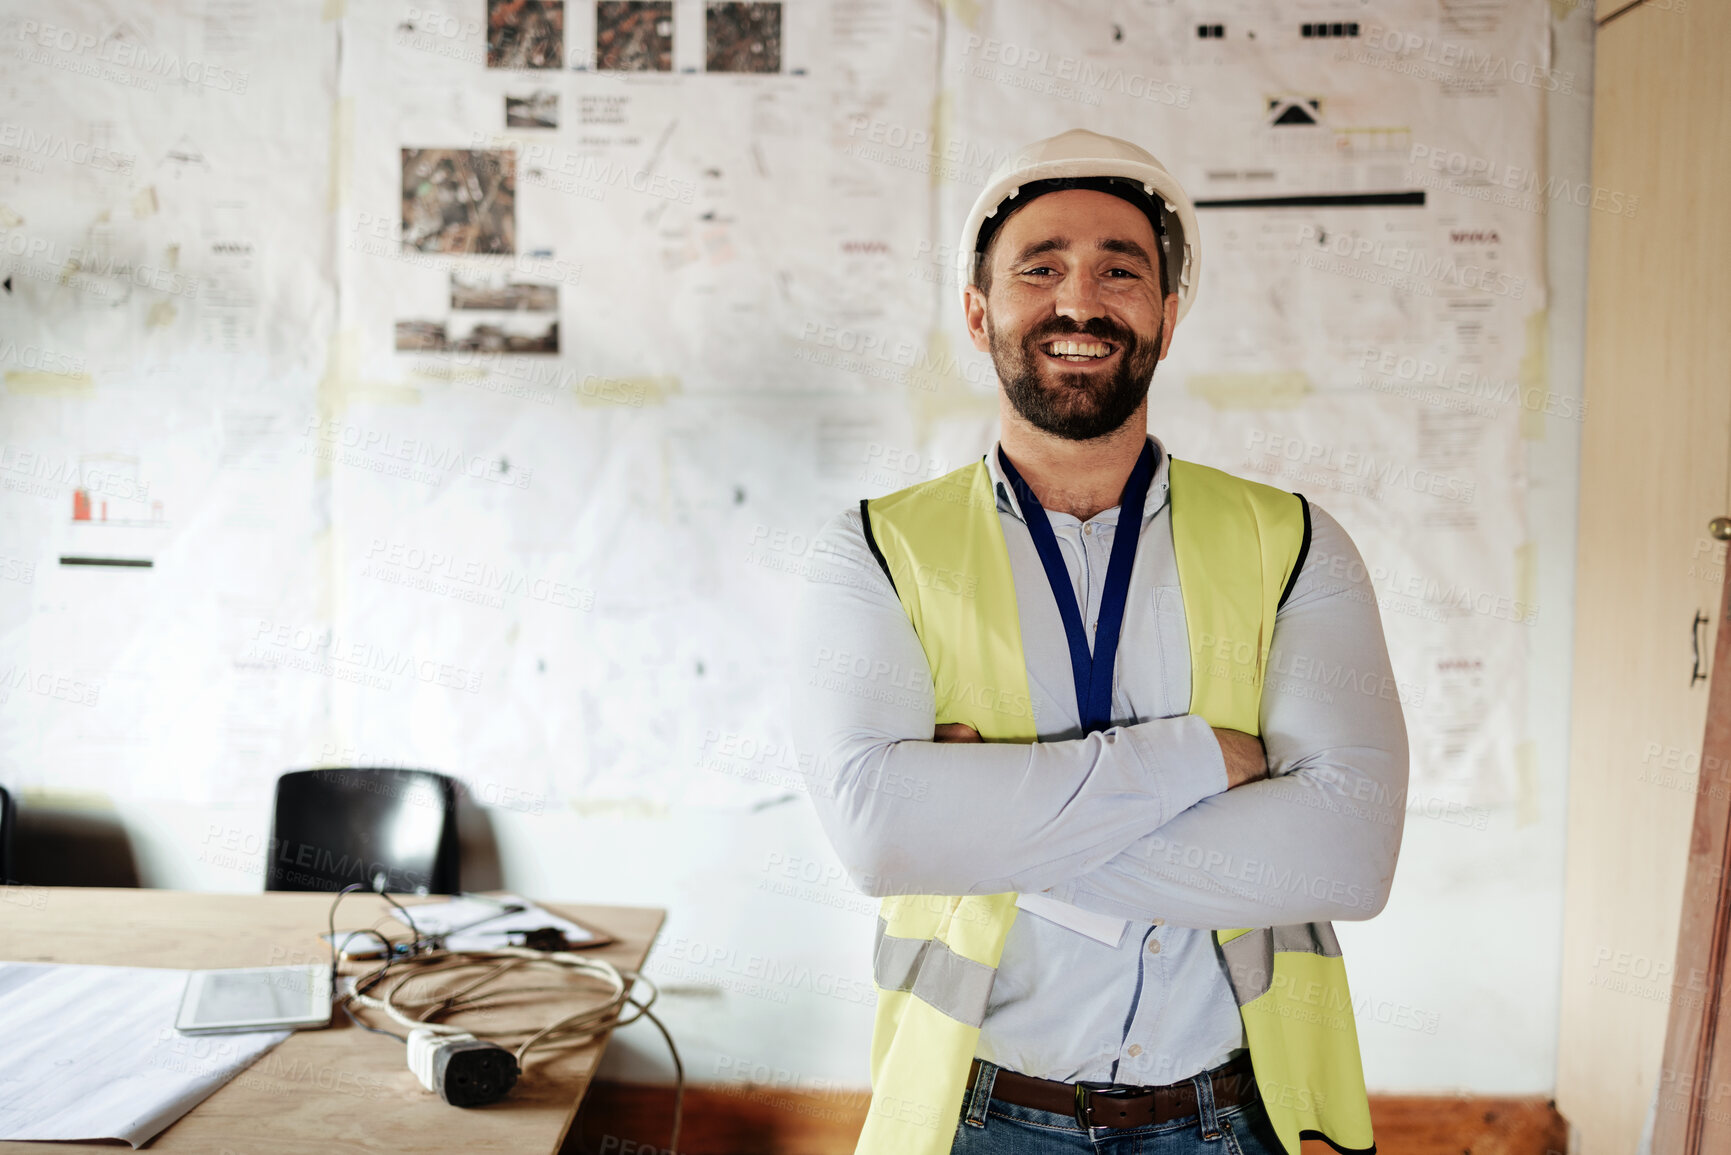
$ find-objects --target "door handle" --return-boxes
[1693,611,1710,687]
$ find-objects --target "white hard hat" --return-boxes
[957,129,1201,322]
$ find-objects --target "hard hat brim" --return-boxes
[957,150,1201,324]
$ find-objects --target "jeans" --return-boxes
[949,1060,1288,1155]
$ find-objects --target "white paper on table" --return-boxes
[390,894,596,951]
[0,963,291,1147]
[1015,893,1129,949]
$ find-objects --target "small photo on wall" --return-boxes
[449,313,560,354]
[451,271,558,311]
[706,2,780,73]
[596,1,673,71]
[401,148,517,254]
[488,0,564,69]
[395,320,448,351]
[506,90,559,128]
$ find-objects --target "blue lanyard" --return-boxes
[997,441,1156,736]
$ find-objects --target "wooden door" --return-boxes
[1556,2,1731,1152]
[1654,546,1731,1153]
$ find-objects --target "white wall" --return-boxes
[5,0,1595,1097]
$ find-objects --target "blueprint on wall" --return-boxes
[0,0,1553,812]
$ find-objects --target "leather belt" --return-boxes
[969,1051,1258,1131]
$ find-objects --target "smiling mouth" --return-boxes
[1040,338,1118,363]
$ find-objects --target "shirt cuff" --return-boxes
[1123,712,1229,818]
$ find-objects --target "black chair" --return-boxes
[0,783,14,882]
[265,768,459,895]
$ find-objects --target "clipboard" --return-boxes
[387,894,618,952]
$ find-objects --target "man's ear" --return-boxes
[963,283,991,353]
[1156,291,1178,361]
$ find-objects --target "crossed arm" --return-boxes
[790,503,1409,929]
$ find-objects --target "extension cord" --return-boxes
[327,886,680,1145]
[406,1027,520,1107]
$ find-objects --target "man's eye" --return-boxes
[1105,268,1138,278]
[1021,266,1055,276]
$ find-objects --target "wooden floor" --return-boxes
[565,1080,1570,1155]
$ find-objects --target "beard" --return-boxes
[988,309,1164,442]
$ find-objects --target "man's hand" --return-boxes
[935,723,982,743]
[1213,727,1268,788]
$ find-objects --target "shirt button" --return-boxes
[1083,524,1093,536]
[1147,939,1162,955]
[1127,1044,1143,1057]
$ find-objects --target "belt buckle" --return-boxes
[1072,1080,1143,1130]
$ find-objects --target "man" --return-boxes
[793,130,1407,1155]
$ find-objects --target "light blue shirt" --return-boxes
[792,433,1408,1087]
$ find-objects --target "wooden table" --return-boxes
[0,887,665,1153]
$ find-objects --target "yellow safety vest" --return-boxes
[854,454,1375,1155]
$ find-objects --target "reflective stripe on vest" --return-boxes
[854,455,1376,1155]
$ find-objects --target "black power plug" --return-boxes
[408,1029,520,1106]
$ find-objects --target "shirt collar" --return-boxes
[985,433,1172,526]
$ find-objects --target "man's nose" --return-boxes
[1053,270,1107,323]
